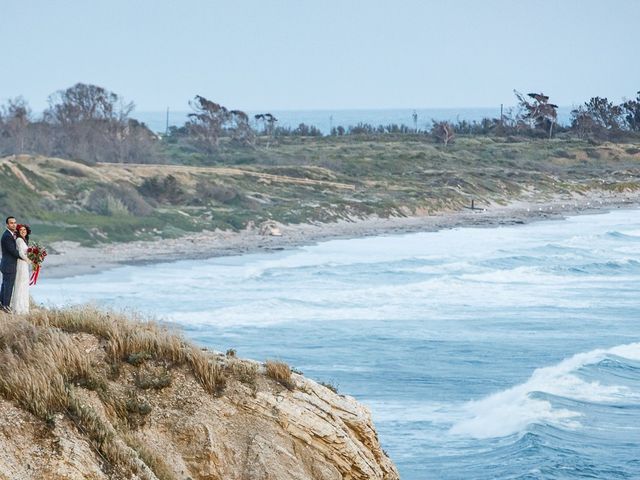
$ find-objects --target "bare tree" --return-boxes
[431,121,455,146]
[114,119,159,163]
[45,83,133,125]
[0,97,31,154]
[44,83,137,163]
[514,90,558,138]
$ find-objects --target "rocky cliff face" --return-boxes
[0,309,399,480]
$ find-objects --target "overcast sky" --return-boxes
[2,0,638,112]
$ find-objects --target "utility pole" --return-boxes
[165,107,170,135]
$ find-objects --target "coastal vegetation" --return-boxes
[2,137,639,245]
[265,359,295,390]
[1,83,639,245]
[0,307,228,477]
[0,306,399,479]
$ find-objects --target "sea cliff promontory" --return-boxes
[0,308,399,480]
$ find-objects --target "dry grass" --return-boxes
[0,306,305,477]
[228,359,259,388]
[0,306,231,478]
[0,311,157,479]
[65,394,151,477]
[265,360,295,390]
[188,346,227,394]
[28,306,227,394]
[0,317,91,418]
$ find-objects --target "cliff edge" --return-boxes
[0,308,399,480]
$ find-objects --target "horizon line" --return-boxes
[131,104,579,113]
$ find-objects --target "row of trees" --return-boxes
[433,90,640,144]
[0,84,157,162]
[275,90,640,145]
[1,84,639,161]
[571,95,640,140]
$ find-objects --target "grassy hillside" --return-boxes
[2,135,640,245]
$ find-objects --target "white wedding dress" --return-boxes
[10,238,30,314]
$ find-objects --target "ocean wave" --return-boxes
[556,259,640,276]
[449,343,640,439]
[606,230,640,242]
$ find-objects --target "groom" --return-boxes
[1,216,20,311]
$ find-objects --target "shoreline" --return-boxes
[44,189,640,279]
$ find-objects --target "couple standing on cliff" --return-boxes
[1,216,33,314]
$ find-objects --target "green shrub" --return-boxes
[138,175,184,203]
[195,180,239,204]
[134,368,172,390]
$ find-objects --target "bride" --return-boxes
[10,224,31,314]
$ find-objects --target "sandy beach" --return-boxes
[44,189,640,279]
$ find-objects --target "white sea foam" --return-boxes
[449,343,640,439]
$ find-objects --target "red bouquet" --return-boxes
[27,242,48,286]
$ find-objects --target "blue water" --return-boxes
[34,209,640,479]
[136,106,574,134]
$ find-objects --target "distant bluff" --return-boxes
[0,307,398,480]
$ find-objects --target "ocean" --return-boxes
[135,107,575,135]
[34,208,640,479]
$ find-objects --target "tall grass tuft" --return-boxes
[0,311,157,479]
[29,306,227,394]
[265,360,295,390]
[0,317,90,418]
[0,306,307,476]
[0,307,230,477]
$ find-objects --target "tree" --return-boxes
[431,121,455,146]
[254,113,278,148]
[115,119,159,164]
[514,90,558,138]
[570,108,599,139]
[621,91,640,132]
[228,109,255,146]
[45,83,133,125]
[254,113,277,134]
[292,123,322,136]
[0,97,31,154]
[583,97,623,130]
[186,95,229,152]
[330,125,345,136]
[570,96,624,139]
[44,83,137,163]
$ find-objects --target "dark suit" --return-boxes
[0,229,20,308]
